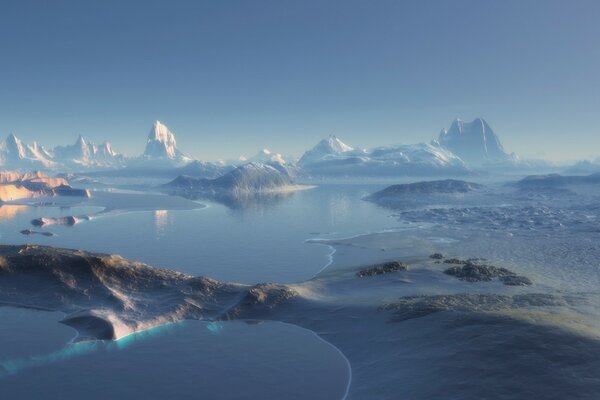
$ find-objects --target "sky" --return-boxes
[0,0,599,162]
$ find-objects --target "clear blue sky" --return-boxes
[1,0,598,161]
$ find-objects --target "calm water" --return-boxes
[0,184,395,399]
[0,308,350,399]
[0,184,395,283]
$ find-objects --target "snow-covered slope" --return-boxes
[437,118,512,165]
[163,162,293,195]
[0,134,56,169]
[0,121,189,171]
[0,133,125,171]
[298,136,468,176]
[174,160,234,179]
[53,135,125,169]
[143,120,189,162]
[298,135,356,167]
[246,149,286,165]
[564,160,600,175]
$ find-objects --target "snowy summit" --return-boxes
[437,118,510,165]
[144,120,183,160]
[298,135,355,166]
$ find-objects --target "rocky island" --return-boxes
[0,171,90,202]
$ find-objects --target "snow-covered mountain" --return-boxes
[174,160,234,179]
[298,135,356,167]
[0,118,552,176]
[437,118,513,165]
[0,133,124,170]
[0,134,56,169]
[142,120,189,163]
[163,162,293,195]
[563,159,600,175]
[121,120,192,170]
[298,135,468,176]
[245,149,286,165]
[53,135,125,168]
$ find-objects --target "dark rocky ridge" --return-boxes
[0,244,293,340]
[366,179,484,209]
[444,260,532,286]
[515,173,600,190]
[369,179,482,198]
[0,244,596,399]
[430,254,533,286]
[356,261,408,277]
[20,229,54,237]
[381,293,572,322]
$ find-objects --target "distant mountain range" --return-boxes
[0,117,550,176]
[297,134,468,176]
[0,120,189,171]
[0,132,125,170]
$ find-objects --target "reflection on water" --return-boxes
[154,209,169,238]
[328,193,351,226]
[0,205,28,221]
[0,184,394,283]
[176,190,296,212]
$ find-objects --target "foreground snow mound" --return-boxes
[299,135,468,176]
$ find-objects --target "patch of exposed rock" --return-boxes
[499,275,533,286]
[444,261,532,286]
[222,283,298,320]
[20,229,55,237]
[31,215,91,227]
[381,293,571,322]
[432,255,532,286]
[356,261,408,277]
[0,245,295,340]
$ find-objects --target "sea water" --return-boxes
[0,184,394,399]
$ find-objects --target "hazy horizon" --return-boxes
[1,0,599,162]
